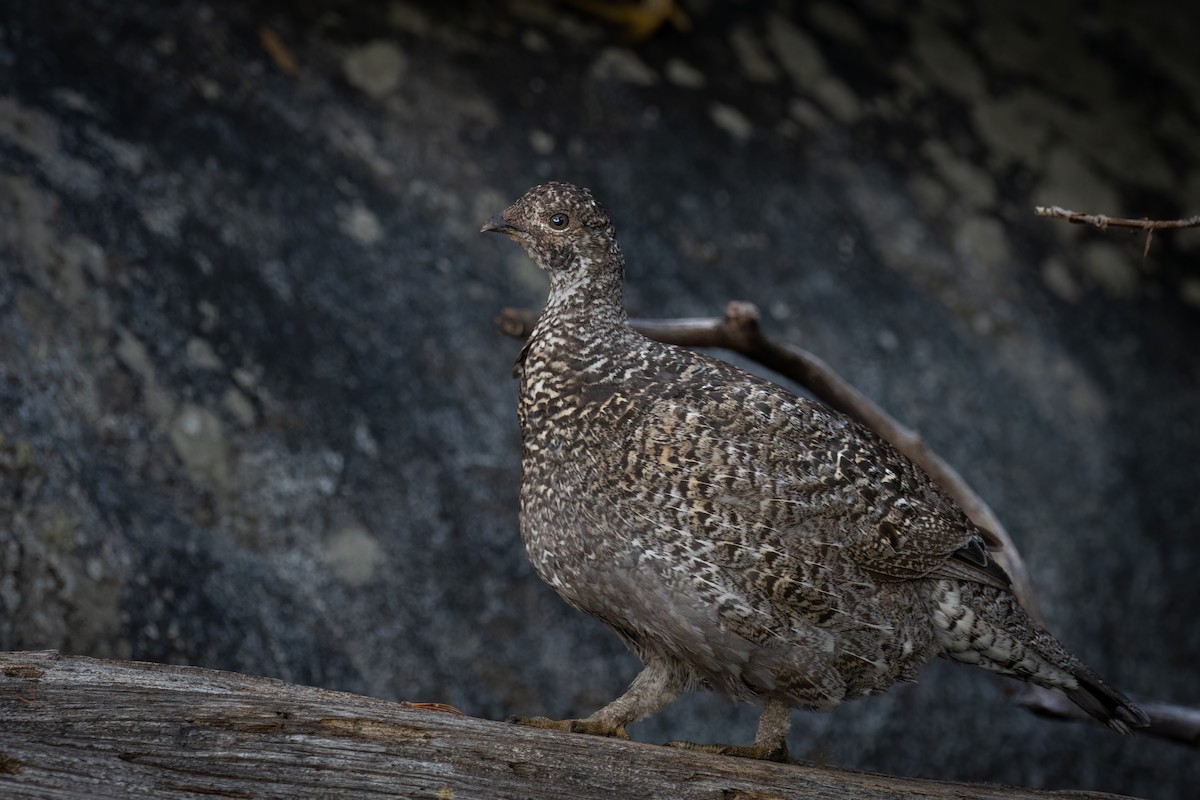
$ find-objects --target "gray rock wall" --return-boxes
[2,1,1197,796]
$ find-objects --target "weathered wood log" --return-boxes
[0,651,1136,799]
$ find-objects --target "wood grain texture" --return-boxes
[0,651,1136,800]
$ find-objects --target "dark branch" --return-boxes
[1017,685,1200,750]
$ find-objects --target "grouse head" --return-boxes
[481,182,620,275]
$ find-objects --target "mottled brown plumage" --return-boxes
[482,182,1147,760]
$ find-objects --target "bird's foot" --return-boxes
[665,739,789,762]
[507,715,630,740]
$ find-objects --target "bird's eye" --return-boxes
[549,213,568,229]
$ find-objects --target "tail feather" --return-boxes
[933,580,1149,733]
[1064,664,1150,734]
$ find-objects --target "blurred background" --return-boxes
[2,1,1198,796]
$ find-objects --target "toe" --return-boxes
[571,719,629,739]
[508,716,629,739]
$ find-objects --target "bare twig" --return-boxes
[497,301,1200,746]
[1034,205,1200,231]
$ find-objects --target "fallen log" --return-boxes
[0,651,1136,799]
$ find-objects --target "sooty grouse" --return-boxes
[481,181,1148,760]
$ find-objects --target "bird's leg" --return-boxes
[666,697,791,761]
[509,656,687,740]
